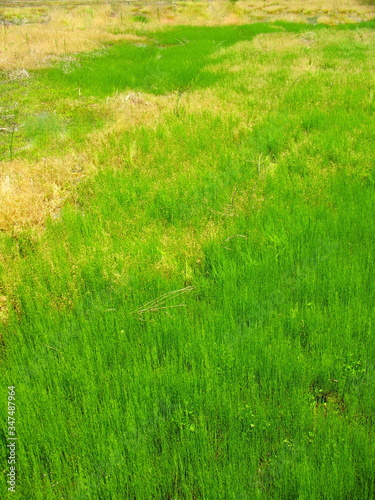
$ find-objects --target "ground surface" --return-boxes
[0,2,375,499]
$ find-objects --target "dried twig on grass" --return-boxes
[222,234,247,250]
[223,234,247,242]
[132,286,195,319]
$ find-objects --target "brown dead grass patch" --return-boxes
[0,0,373,72]
[0,4,146,70]
[100,92,174,132]
[0,294,9,323]
[0,28,145,71]
[0,152,94,232]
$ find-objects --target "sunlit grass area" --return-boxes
[1,0,374,70]
[0,4,375,499]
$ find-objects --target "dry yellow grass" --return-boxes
[0,90,174,233]
[0,152,94,233]
[0,4,146,71]
[0,293,8,323]
[0,0,374,236]
[0,0,373,71]
[92,91,175,137]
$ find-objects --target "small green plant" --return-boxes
[132,14,149,23]
[0,103,19,161]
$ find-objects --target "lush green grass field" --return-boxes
[1,19,375,499]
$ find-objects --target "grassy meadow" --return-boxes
[1,1,375,498]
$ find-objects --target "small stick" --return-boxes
[42,343,59,352]
[223,234,247,242]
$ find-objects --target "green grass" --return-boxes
[1,20,375,499]
[0,70,107,161]
[42,24,288,98]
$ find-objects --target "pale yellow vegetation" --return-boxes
[0,0,373,71]
[0,152,94,233]
[0,0,373,235]
[0,4,146,71]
